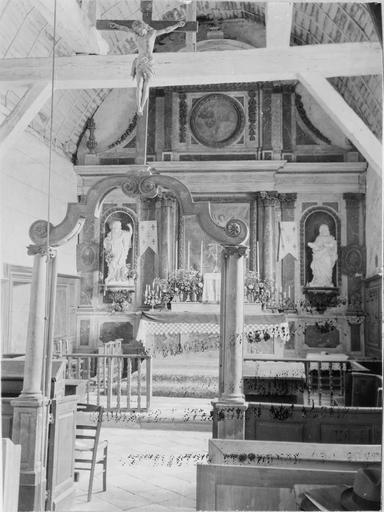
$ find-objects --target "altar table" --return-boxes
[136,311,290,357]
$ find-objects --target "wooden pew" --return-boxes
[244,401,382,443]
[197,439,381,511]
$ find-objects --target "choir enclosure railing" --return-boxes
[63,353,152,412]
[243,357,352,407]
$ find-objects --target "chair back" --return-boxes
[75,403,104,452]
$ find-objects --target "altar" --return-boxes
[136,311,290,358]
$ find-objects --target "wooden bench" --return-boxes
[197,439,381,511]
[244,401,382,444]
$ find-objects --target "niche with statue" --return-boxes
[100,207,139,308]
[301,207,341,313]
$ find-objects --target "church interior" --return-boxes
[0,1,383,511]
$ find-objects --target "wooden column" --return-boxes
[158,192,176,278]
[344,193,365,352]
[21,249,48,398]
[11,246,50,511]
[280,193,297,302]
[248,196,257,271]
[216,245,247,440]
[260,191,279,285]
[177,205,185,269]
[344,193,365,313]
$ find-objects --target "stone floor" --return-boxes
[69,428,210,512]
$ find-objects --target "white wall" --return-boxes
[0,131,78,275]
[365,165,382,278]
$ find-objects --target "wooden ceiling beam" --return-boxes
[0,83,51,155]
[298,73,382,176]
[266,2,293,48]
[0,42,380,89]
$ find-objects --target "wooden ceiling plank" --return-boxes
[298,73,382,176]
[266,2,293,48]
[0,42,380,89]
[0,82,51,155]
[34,0,109,55]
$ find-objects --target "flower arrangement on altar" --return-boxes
[168,269,204,302]
[244,271,272,307]
[109,289,134,312]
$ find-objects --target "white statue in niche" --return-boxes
[307,224,338,287]
[104,220,133,285]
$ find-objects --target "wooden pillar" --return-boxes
[344,193,365,351]
[11,246,50,511]
[260,191,279,285]
[158,193,176,278]
[177,206,185,270]
[248,196,257,271]
[215,244,247,440]
[21,249,48,398]
[280,193,297,302]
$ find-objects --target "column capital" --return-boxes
[258,191,280,206]
[158,190,177,207]
[222,245,248,258]
[343,192,364,207]
[27,245,57,258]
[278,192,297,206]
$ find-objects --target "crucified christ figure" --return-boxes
[109,19,185,116]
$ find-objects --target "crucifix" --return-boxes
[97,1,198,117]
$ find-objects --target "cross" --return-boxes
[96,0,198,164]
[96,1,198,34]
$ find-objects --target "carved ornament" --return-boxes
[341,244,365,277]
[222,245,248,258]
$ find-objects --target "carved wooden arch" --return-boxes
[29,167,249,250]
[300,205,341,287]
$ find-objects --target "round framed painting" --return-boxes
[190,93,245,148]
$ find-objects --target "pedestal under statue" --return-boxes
[104,220,133,285]
[307,224,337,287]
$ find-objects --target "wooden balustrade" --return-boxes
[243,356,351,406]
[63,353,152,412]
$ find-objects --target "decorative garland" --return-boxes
[108,113,138,149]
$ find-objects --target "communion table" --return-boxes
[136,311,290,357]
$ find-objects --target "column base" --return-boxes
[10,396,49,512]
[212,400,248,440]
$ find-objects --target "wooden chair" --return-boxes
[74,403,108,502]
